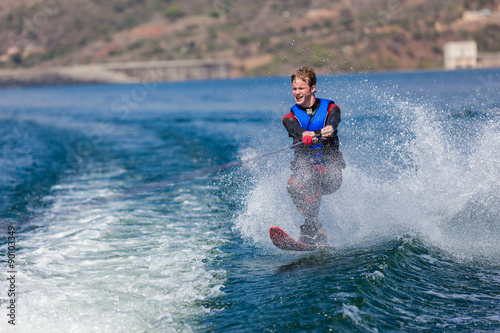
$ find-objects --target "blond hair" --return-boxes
[291,66,317,88]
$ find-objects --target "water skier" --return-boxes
[282,66,346,245]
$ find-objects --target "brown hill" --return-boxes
[1,0,500,77]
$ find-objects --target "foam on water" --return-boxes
[0,166,227,332]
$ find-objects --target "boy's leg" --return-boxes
[287,166,327,245]
[321,165,343,196]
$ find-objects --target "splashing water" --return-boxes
[234,75,500,265]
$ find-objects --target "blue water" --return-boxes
[0,69,499,332]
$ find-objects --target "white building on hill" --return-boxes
[444,41,478,70]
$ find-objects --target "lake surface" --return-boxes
[0,69,499,332]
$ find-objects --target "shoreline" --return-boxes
[0,66,135,89]
[0,59,233,89]
[1,63,498,89]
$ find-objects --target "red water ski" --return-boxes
[270,226,338,251]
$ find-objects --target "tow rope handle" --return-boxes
[302,130,323,145]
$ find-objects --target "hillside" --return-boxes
[1,0,500,77]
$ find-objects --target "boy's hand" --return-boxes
[302,131,318,143]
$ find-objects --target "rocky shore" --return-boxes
[0,65,136,89]
[0,59,232,88]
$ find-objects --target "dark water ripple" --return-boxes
[200,236,499,332]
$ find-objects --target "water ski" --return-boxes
[270,226,338,252]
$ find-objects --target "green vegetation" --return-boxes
[164,6,186,20]
[475,24,500,51]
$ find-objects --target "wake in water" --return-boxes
[234,85,500,265]
[0,72,498,332]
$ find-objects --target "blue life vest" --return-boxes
[291,98,333,165]
[291,98,332,131]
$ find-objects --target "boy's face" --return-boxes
[292,79,316,108]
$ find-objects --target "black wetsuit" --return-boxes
[282,98,345,238]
